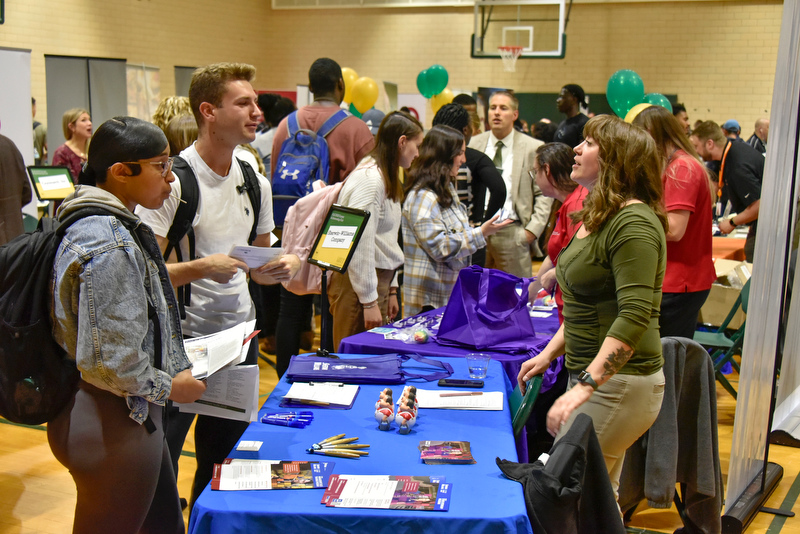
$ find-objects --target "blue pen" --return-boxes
[261,417,309,428]
[262,411,314,421]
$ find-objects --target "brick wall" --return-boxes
[0,0,781,131]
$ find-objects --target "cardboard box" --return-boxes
[697,260,752,329]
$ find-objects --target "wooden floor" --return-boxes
[2,351,800,532]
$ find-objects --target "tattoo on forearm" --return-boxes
[602,347,633,379]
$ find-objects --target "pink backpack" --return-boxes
[281,181,345,295]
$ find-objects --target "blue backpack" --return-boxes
[272,109,350,226]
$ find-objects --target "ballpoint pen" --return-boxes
[318,433,346,445]
[306,449,360,459]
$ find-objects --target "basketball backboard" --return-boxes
[472,0,566,59]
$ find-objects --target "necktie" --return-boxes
[492,141,504,169]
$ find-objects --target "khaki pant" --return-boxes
[557,369,665,502]
[485,222,533,278]
[329,268,394,351]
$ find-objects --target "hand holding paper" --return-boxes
[251,253,301,284]
[184,320,257,379]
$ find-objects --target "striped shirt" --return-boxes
[401,184,486,317]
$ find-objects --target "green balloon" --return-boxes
[606,69,645,117]
[349,102,362,118]
[417,69,434,99]
[643,93,673,113]
[426,64,449,96]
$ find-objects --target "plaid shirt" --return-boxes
[401,184,486,317]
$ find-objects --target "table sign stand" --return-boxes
[306,204,371,356]
[318,266,332,356]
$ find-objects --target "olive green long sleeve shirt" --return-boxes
[556,203,667,376]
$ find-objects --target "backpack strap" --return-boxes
[235,158,262,245]
[125,223,163,435]
[287,111,301,137]
[164,156,200,316]
[317,109,351,138]
[164,155,200,263]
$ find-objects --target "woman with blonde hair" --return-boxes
[52,108,92,183]
[329,111,424,349]
[152,96,191,131]
[519,115,667,503]
[633,105,716,338]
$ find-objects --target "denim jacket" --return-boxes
[52,186,192,424]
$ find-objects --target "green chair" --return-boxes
[693,278,750,399]
[509,374,543,437]
[22,214,38,233]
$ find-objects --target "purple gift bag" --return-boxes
[437,266,536,352]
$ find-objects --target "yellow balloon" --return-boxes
[430,88,454,114]
[341,67,359,104]
[624,103,652,124]
[351,77,379,114]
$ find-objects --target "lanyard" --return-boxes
[717,141,733,200]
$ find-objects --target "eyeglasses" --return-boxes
[119,157,174,177]
[528,167,541,180]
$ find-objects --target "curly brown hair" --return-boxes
[572,115,668,233]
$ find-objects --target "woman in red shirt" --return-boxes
[633,105,716,338]
[529,142,588,323]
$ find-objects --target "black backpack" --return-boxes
[164,156,261,315]
[0,208,159,425]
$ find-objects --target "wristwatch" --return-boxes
[577,370,598,390]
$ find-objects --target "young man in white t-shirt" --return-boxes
[137,62,300,509]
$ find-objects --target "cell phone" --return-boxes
[438,379,484,388]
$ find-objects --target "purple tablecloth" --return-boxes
[338,307,560,386]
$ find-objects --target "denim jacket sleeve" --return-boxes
[53,218,174,423]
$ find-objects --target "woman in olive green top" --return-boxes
[518,115,667,501]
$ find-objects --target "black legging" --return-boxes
[47,381,183,534]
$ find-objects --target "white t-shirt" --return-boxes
[136,143,275,337]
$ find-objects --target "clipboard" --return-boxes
[280,382,360,410]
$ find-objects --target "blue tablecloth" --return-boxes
[188,355,533,534]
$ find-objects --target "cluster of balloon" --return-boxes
[606,69,673,122]
[342,67,379,117]
[416,65,449,98]
[417,65,455,113]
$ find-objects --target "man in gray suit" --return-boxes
[468,91,551,277]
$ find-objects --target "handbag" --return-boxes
[284,353,453,384]
[437,265,536,352]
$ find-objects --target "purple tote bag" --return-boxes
[437,266,536,352]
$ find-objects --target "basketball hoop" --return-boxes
[498,46,524,72]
